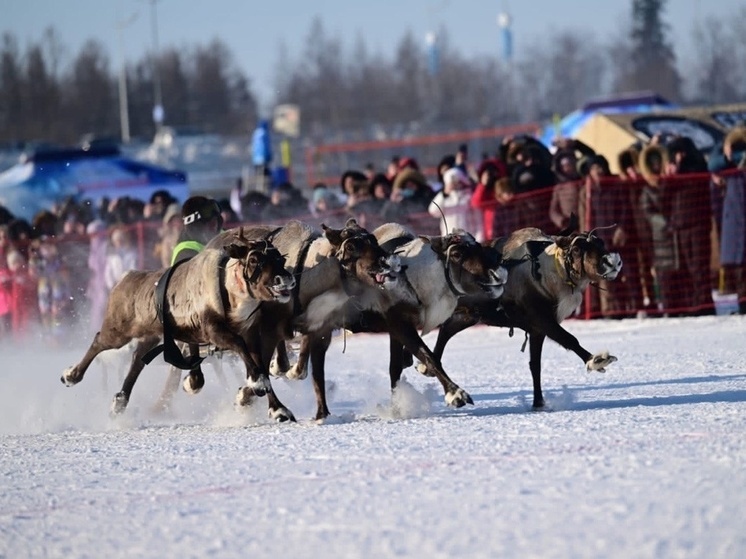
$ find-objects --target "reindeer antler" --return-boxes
[587,224,617,237]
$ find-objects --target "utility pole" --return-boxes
[115,12,138,144]
[149,0,165,132]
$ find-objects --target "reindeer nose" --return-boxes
[494,266,508,285]
[276,275,295,289]
[383,254,401,273]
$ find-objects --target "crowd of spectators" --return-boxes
[1,127,745,346]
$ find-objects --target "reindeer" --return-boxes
[278,223,508,420]
[61,237,297,418]
[428,226,623,410]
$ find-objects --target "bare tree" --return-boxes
[0,34,24,143]
[65,40,117,142]
[615,0,681,100]
[24,44,61,141]
[688,16,740,105]
[158,47,190,129]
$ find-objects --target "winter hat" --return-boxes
[442,167,471,190]
[393,168,429,192]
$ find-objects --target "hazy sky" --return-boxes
[3,0,742,111]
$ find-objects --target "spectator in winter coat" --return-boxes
[429,166,483,241]
[104,227,138,292]
[578,155,640,317]
[510,144,556,232]
[660,136,713,314]
[0,256,11,339]
[548,151,582,234]
[470,158,512,240]
[380,168,434,229]
[709,126,746,309]
[639,143,688,314]
[251,119,273,192]
[6,249,39,340]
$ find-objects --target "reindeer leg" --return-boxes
[61,330,130,386]
[309,331,333,421]
[111,336,161,415]
[270,339,291,377]
[388,334,406,390]
[539,318,616,372]
[262,388,296,423]
[182,343,205,394]
[256,334,296,423]
[286,335,310,380]
[388,319,473,408]
[528,332,546,410]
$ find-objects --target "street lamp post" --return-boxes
[115,12,138,144]
[149,0,165,131]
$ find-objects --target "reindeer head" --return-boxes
[420,229,507,299]
[322,218,402,290]
[555,230,623,285]
[225,231,296,303]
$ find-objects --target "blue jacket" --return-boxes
[251,120,273,166]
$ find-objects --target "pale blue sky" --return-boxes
[3,0,742,110]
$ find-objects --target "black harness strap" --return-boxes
[141,258,206,370]
[292,232,321,317]
[379,234,414,254]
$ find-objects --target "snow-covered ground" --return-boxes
[2,315,745,559]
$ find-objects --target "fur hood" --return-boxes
[639,144,669,187]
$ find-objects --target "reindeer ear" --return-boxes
[556,213,580,236]
[225,243,249,260]
[554,236,572,252]
[420,235,447,255]
[322,224,343,247]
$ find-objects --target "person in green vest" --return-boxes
[171,195,224,265]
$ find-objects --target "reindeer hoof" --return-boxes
[61,366,80,386]
[110,392,129,415]
[445,388,473,408]
[270,350,298,377]
[586,352,617,373]
[269,357,286,377]
[182,371,205,394]
[314,411,331,422]
[245,376,271,397]
[415,362,435,377]
[285,363,308,381]
[235,386,254,407]
[269,407,296,423]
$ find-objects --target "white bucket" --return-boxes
[712,290,740,316]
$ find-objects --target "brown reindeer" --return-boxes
[428,226,623,410]
[61,237,296,418]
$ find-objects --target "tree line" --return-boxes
[1,0,744,147]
